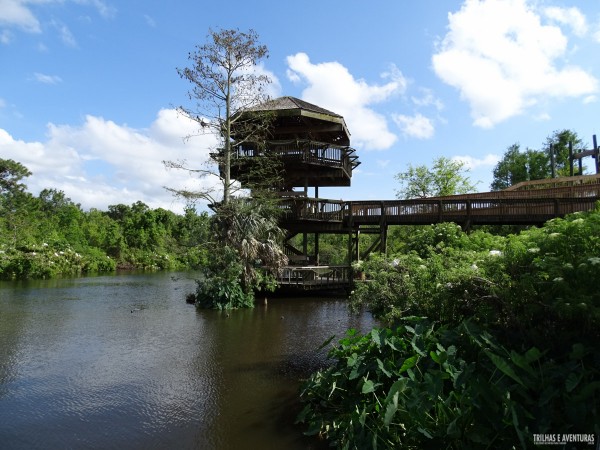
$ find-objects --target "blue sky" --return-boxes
[1,0,599,212]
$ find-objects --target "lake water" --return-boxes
[0,271,375,449]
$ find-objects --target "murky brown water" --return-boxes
[0,272,375,449]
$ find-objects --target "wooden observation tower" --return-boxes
[232,96,360,269]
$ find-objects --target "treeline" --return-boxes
[0,159,211,280]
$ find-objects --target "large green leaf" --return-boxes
[384,391,399,427]
[485,350,525,387]
[385,378,409,403]
[362,379,376,394]
[400,355,418,373]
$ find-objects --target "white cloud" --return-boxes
[52,20,77,47]
[251,62,282,100]
[1,29,13,43]
[452,153,500,170]
[73,0,116,19]
[392,113,435,139]
[544,6,587,37]
[33,72,62,84]
[411,88,444,111]
[0,0,41,32]
[0,109,219,212]
[432,0,598,128]
[286,52,404,150]
[0,0,114,37]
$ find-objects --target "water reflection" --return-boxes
[0,273,374,449]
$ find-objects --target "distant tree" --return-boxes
[0,159,34,246]
[166,28,273,206]
[0,159,31,198]
[395,156,477,199]
[491,144,532,191]
[491,130,585,191]
[543,129,585,176]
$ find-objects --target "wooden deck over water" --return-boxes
[276,265,352,293]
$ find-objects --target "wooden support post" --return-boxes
[303,232,308,259]
[379,201,387,255]
[315,232,319,265]
[463,200,472,232]
[569,141,574,177]
[594,135,599,174]
[381,224,388,255]
[347,231,353,266]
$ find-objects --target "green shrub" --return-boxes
[195,246,255,310]
[298,319,600,449]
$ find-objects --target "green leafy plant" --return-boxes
[298,319,600,449]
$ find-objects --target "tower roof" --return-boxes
[252,96,343,118]
[246,96,351,146]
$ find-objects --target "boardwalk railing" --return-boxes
[276,265,352,291]
[279,180,600,227]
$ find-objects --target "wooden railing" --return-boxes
[279,181,600,227]
[234,140,360,176]
[344,197,597,225]
[280,198,347,221]
[503,174,600,191]
[276,265,351,290]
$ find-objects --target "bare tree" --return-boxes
[166,28,273,205]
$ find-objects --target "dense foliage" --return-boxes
[0,159,211,279]
[298,205,600,449]
[298,319,598,450]
[193,198,287,309]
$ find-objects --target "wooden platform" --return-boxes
[275,265,352,294]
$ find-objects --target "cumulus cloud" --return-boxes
[392,113,435,139]
[286,52,406,150]
[452,153,500,170]
[0,109,219,212]
[432,0,598,128]
[0,0,41,32]
[544,6,587,37]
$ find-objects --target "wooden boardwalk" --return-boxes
[280,174,600,231]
